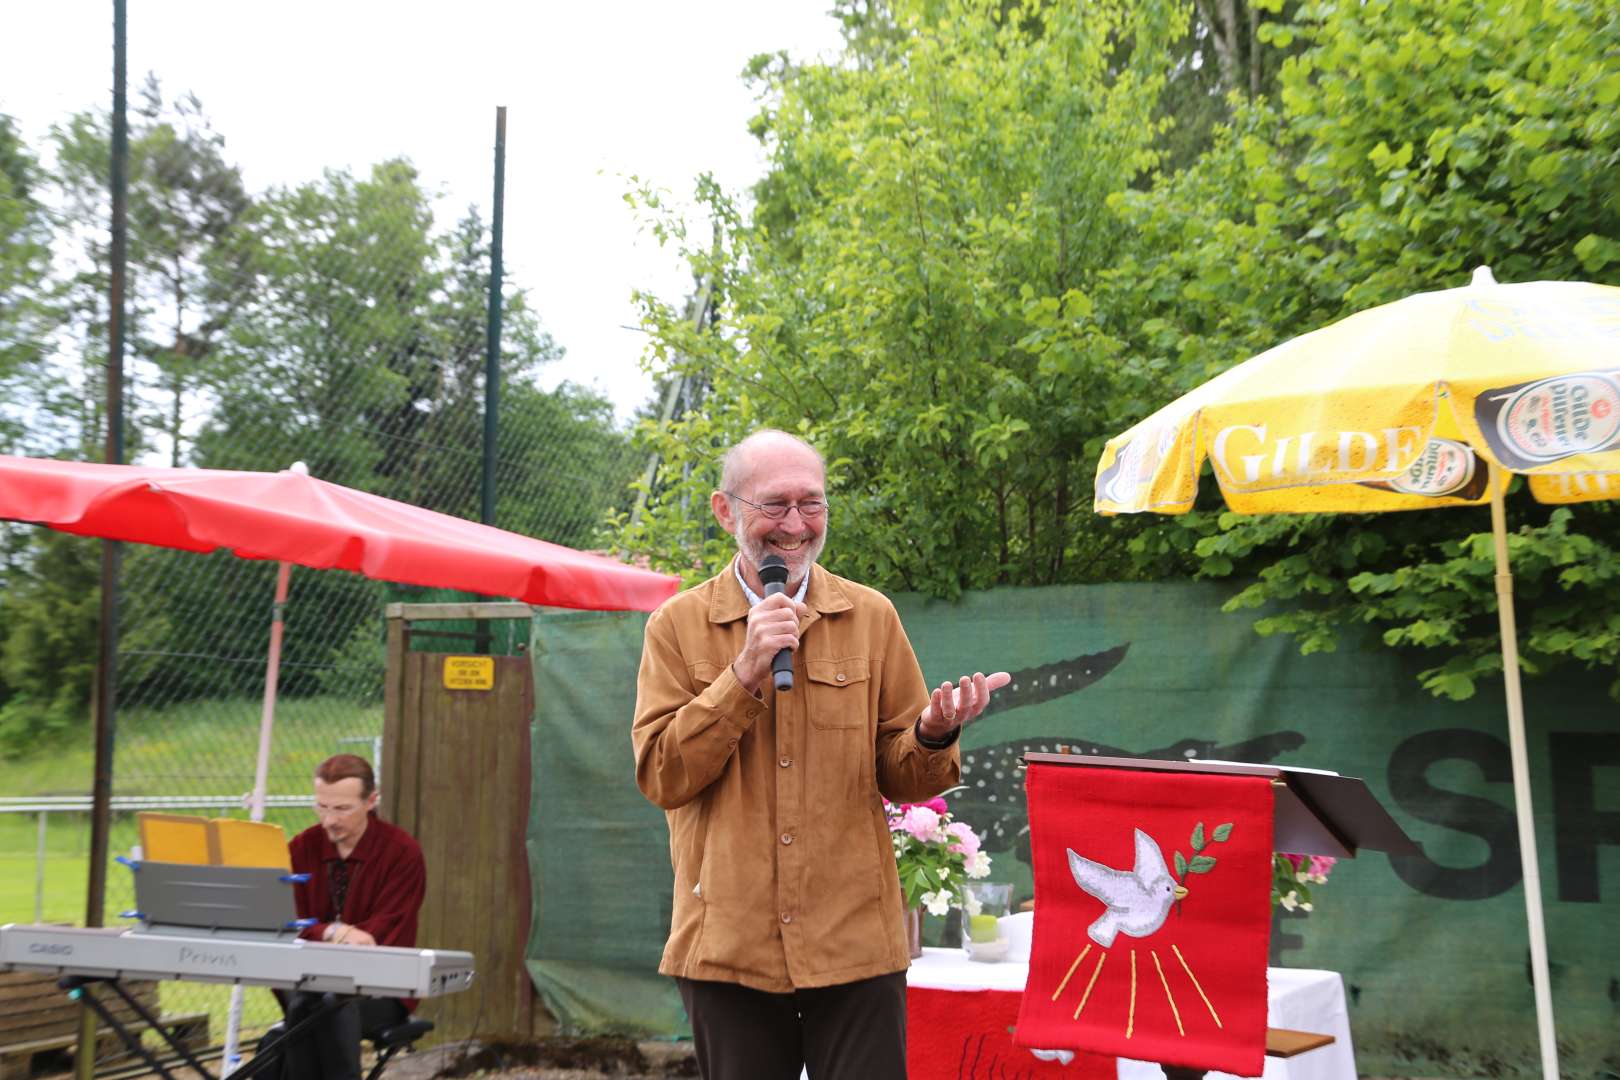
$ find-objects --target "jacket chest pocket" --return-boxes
[805,657,871,730]
[688,660,723,693]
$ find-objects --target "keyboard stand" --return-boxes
[61,974,348,1080]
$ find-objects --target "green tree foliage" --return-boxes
[1156,0,1311,170]
[50,79,252,463]
[194,159,443,489]
[126,81,254,466]
[619,0,1620,698]
[136,161,638,704]
[195,164,633,540]
[0,100,640,751]
[0,112,60,452]
[1104,0,1620,698]
[0,532,100,755]
[618,0,1184,596]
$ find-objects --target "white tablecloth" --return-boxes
[907,946,1356,1080]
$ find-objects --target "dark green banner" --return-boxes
[526,582,1618,1078]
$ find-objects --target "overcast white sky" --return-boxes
[1,1,846,421]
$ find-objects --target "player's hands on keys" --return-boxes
[919,671,1011,743]
[330,923,377,947]
[732,592,809,694]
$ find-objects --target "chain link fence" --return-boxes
[0,85,646,1060]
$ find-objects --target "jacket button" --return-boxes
[780,912,793,924]
[778,756,793,768]
[780,832,794,845]
[835,672,847,682]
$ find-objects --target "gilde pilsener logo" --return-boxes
[1387,438,1477,497]
[1491,371,1620,463]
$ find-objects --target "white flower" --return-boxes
[964,851,992,878]
[963,891,982,917]
[1301,902,1314,912]
[1280,890,1299,911]
[923,890,952,917]
[938,867,950,881]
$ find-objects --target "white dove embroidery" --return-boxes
[1030,1048,1076,1065]
[1066,828,1188,948]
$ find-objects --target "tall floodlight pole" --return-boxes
[78,3,128,1077]
[482,106,507,528]
[475,107,506,657]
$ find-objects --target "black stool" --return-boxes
[255,1015,434,1080]
[364,1018,435,1080]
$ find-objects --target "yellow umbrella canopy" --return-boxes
[1093,267,1619,1080]
[1095,268,1620,515]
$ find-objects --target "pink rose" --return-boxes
[1283,852,1306,871]
[945,820,980,854]
[900,806,942,842]
[1308,855,1337,880]
[923,797,950,815]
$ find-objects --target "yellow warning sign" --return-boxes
[443,656,495,691]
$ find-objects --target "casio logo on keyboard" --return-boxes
[178,945,239,968]
[29,943,73,956]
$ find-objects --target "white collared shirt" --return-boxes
[735,558,809,607]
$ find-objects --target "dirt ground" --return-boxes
[51,1037,697,1080]
[69,1041,1456,1079]
[361,1037,699,1080]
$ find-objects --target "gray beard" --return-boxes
[737,530,826,589]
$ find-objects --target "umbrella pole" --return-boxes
[248,560,292,823]
[223,559,293,1074]
[1488,463,1559,1080]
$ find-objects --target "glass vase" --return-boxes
[902,901,923,959]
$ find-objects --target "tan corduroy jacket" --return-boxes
[632,559,960,993]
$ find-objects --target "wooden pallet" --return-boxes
[0,972,208,1080]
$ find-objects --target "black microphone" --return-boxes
[758,555,794,692]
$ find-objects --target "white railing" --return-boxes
[0,795,311,813]
[0,794,310,923]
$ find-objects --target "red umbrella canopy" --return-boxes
[0,455,679,613]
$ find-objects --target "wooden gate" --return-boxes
[380,602,553,1043]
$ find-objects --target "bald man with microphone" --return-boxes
[632,428,1009,1080]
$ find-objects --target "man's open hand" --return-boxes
[918,671,1011,742]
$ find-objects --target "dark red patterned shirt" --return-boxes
[288,813,425,951]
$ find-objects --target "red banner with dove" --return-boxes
[1013,763,1274,1076]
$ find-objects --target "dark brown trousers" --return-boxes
[676,972,908,1080]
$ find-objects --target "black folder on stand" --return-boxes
[1021,752,1420,858]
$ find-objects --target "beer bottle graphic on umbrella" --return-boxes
[1358,437,1490,500]
[1475,368,1620,469]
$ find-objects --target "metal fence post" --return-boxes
[35,810,47,923]
[80,2,129,1074]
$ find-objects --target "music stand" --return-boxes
[1021,753,1419,858]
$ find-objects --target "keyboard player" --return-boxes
[275,753,426,1080]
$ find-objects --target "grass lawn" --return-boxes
[0,695,385,801]
[0,851,88,924]
[1,695,384,1042]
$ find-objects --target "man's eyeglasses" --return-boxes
[725,492,829,521]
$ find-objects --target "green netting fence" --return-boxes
[527,581,1619,1080]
